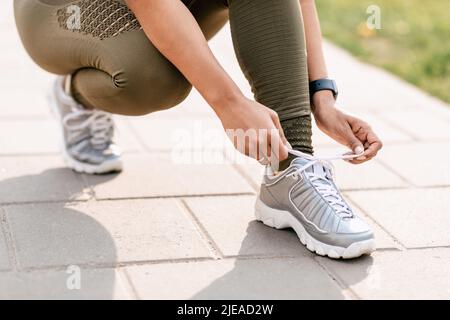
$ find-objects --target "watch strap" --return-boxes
[309,79,338,100]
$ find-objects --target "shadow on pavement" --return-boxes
[0,168,120,299]
[192,222,373,300]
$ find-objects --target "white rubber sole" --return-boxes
[60,146,123,175]
[48,84,123,175]
[255,198,376,259]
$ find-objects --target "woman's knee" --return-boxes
[73,59,193,117]
[114,68,193,116]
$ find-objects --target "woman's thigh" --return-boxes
[187,0,229,40]
[14,0,228,115]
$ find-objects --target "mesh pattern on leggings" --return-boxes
[281,115,314,155]
[57,0,141,40]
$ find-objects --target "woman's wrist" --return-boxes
[207,87,246,116]
[311,90,336,114]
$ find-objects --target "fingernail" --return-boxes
[355,146,364,155]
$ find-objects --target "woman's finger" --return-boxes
[347,158,367,165]
[363,131,383,158]
[271,113,290,148]
[259,143,272,164]
[344,128,365,155]
[268,129,289,163]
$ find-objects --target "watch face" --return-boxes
[332,80,338,96]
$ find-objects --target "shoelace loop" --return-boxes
[63,107,114,150]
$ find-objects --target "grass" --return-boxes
[316,0,450,103]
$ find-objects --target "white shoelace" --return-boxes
[286,150,363,218]
[63,107,114,150]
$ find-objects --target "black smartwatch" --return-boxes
[309,78,338,100]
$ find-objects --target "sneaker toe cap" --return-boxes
[338,215,372,233]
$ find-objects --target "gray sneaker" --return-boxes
[256,150,375,259]
[49,77,123,174]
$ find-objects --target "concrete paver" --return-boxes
[125,257,345,300]
[380,110,450,141]
[0,221,11,271]
[0,156,89,204]
[184,195,312,257]
[0,269,131,300]
[128,117,229,153]
[3,199,212,269]
[379,142,450,187]
[1,88,51,118]
[318,249,450,299]
[0,120,60,155]
[332,159,408,191]
[347,188,450,248]
[312,113,414,147]
[86,154,253,200]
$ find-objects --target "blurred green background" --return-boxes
[316,0,450,103]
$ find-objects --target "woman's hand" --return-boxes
[215,96,290,164]
[313,91,383,164]
[126,0,288,164]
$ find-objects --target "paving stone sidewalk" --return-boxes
[1,2,450,299]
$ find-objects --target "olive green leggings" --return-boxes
[14,0,313,154]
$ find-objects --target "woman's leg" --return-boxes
[227,0,313,157]
[14,0,230,173]
[71,0,228,114]
[224,1,376,258]
[14,0,193,116]
[187,0,229,40]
